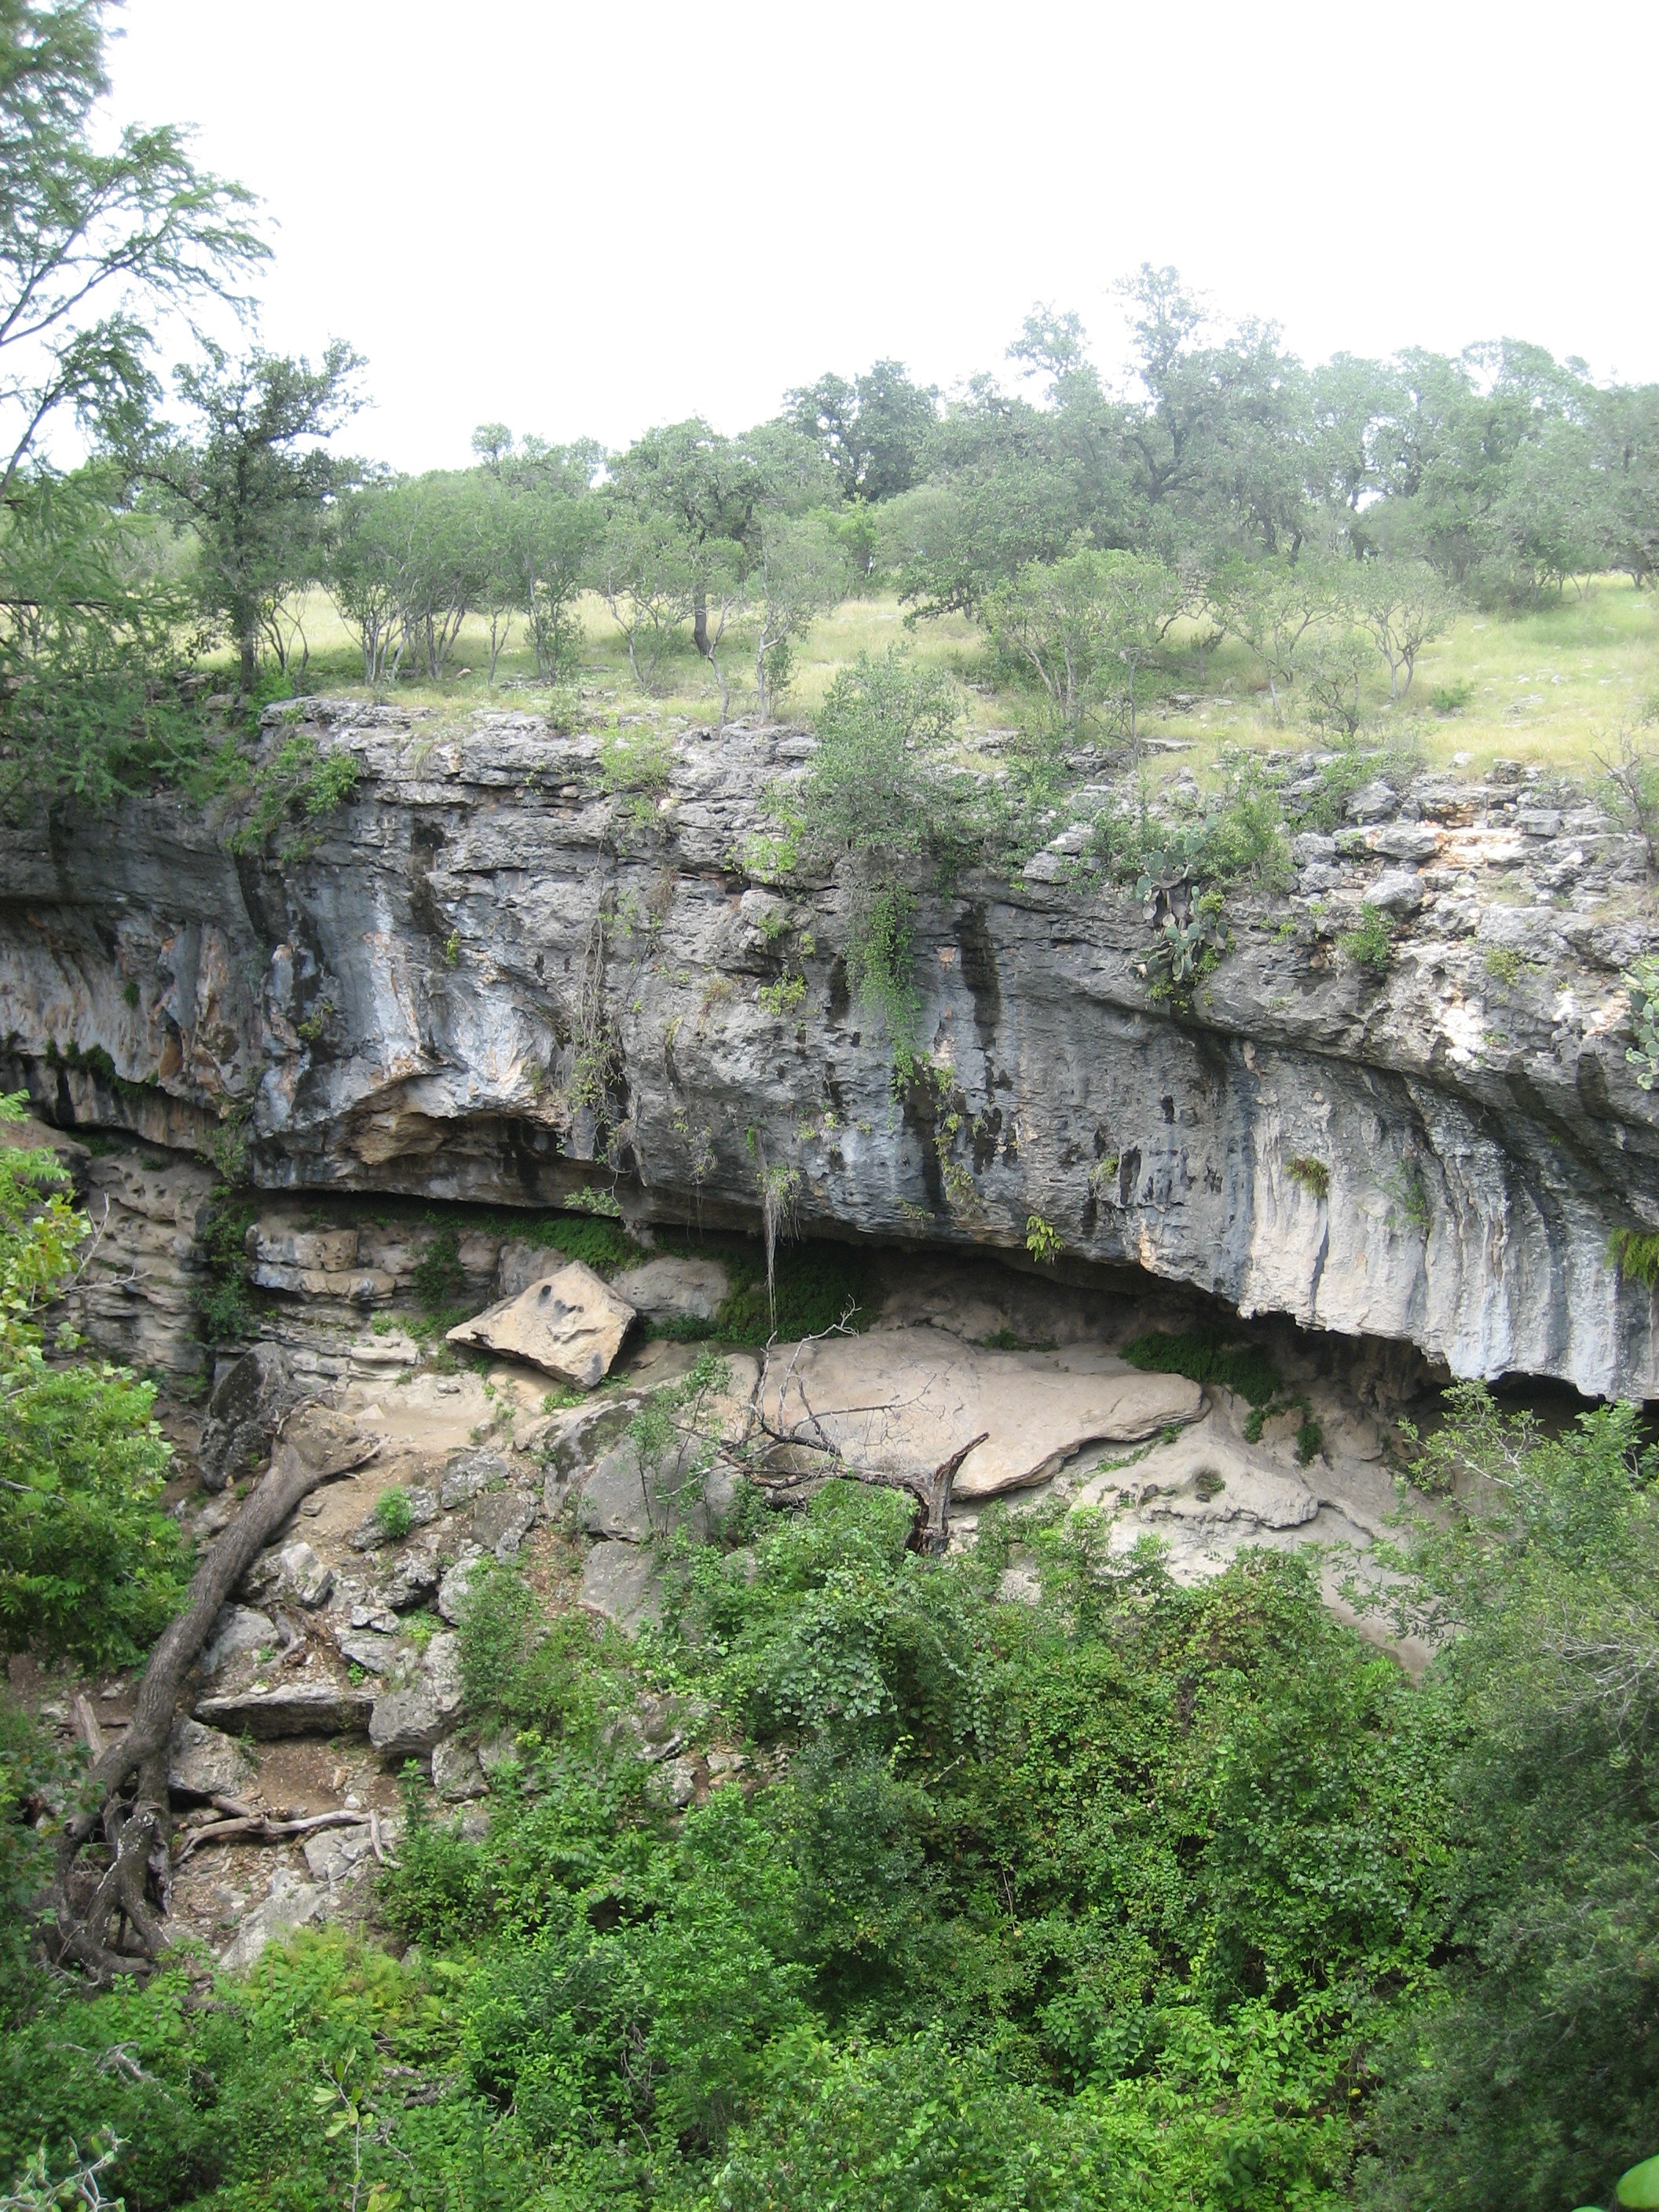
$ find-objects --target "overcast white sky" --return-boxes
[104,0,1659,471]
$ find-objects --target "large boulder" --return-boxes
[439,1448,509,1508]
[368,1632,465,1762]
[167,1717,257,1800]
[218,1868,327,1972]
[577,1437,737,1544]
[196,1342,306,1491]
[199,1604,276,1675]
[580,1540,661,1633]
[611,1256,730,1325]
[195,1681,374,1738]
[446,1261,635,1387]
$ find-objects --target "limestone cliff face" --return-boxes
[3,699,1657,1397]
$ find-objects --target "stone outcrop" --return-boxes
[4,704,1658,1397]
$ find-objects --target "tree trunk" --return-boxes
[239,624,258,697]
[49,1409,379,1984]
[693,588,709,658]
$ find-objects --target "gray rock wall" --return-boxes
[3,701,1657,1397]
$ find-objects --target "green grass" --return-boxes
[229,573,1654,771]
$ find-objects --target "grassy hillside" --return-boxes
[234,575,1659,793]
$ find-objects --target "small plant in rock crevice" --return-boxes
[373,1488,413,1542]
[1025,1212,1060,1263]
[1384,1158,1435,1237]
[1624,956,1659,1090]
[1287,1155,1330,1199]
[1341,903,1397,972]
[1609,1227,1659,1290]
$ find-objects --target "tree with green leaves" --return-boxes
[1208,555,1336,712]
[1361,1383,1659,2211]
[784,360,938,504]
[1352,556,1457,696]
[751,512,846,721]
[591,507,698,692]
[0,1093,184,1669]
[986,547,1185,749]
[137,342,365,693]
[0,0,265,509]
[0,1,266,797]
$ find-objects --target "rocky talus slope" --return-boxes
[2,699,1658,1396]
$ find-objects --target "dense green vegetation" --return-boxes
[6,1389,1659,2208]
[0,1093,184,1668]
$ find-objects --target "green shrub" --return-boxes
[712,1240,872,1346]
[1287,1155,1330,1199]
[229,731,360,854]
[1120,1327,1281,1409]
[1340,903,1397,972]
[1025,1211,1060,1262]
[1430,679,1473,713]
[373,1487,412,1541]
[410,1224,466,1314]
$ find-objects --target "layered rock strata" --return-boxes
[3,702,1657,1395]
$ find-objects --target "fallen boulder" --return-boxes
[167,1717,257,1800]
[580,1540,661,1632]
[369,1632,465,1761]
[611,1255,729,1324]
[446,1260,635,1388]
[197,1342,306,1492]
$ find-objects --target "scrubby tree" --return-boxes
[591,508,698,692]
[984,548,1184,747]
[1353,557,1458,696]
[137,342,365,692]
[1208,555,1335,712]
[751,512,846,720]
[324,478,414,687]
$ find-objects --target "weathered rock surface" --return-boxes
[199,1605,276,1675]
[432,1735,488,1800]
[218,1868,327,1972]
[6,706,1659,1396]
[577,1437,738,1543]
[611,1255,730,1324]
[446,1262,635,1386]
[760,1326,1204,1498]
[196,1681,375,1738]
[581,1540,662,1631]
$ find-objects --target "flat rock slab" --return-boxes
[760,1326,1203,1498]
[448,1260,635,1388]
[196,1682,375,1738]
